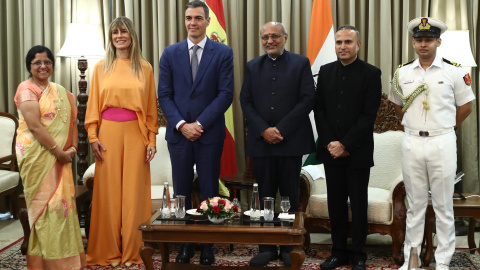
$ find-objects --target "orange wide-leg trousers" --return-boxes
[86,119,151,265]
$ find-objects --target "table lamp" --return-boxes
[438,30,477,69]
[57,23,105,184]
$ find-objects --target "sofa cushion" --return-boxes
[370,131,403,190]
[0,170,19,193]
[309,187,392,225]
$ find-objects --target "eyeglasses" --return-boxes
[31,61,53,67]
[260,33,285,41]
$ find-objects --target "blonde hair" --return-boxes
[103,16,144,79]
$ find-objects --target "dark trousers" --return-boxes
[324,164,370,262]
[253,155,302,254]
[168,139,223,208]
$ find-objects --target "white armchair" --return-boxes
[0,112,20,219]
[302,94,406,265]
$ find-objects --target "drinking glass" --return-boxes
[280,196,290,214]
[175,195,186,218]
[263,197,275,221]
[232,198,241,217]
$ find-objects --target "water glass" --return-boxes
[281,196,290,214]
[175,195,186,218]
[263,197,275,221]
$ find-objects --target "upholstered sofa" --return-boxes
[302,94,406,265]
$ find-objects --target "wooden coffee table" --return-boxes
[138,211,306,269]
[423,194,480,266]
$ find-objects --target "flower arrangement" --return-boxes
[197,197,234,219]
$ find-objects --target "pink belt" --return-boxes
[102,107,138,121]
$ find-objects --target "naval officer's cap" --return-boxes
[407,17,447,38]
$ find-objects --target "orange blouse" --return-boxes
[14,81,47,108]
[85,59,158,146]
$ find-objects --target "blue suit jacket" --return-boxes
[158,38,234,144]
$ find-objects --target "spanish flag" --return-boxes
[304,0,337,166]
[205,0,236,196]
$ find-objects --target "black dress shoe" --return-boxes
[250,251,278,267]
[200,244,215,265]
[280,252,292,266]
[352,260,366,270]
[320,256,349,270]
[175,243,194,263]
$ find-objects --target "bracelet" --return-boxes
[49,144,57,151]
[70,146,77,152]
[179,122,186,130]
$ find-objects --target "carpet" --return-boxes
[1,238,479,269]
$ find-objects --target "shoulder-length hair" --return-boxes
[103,16,144,79]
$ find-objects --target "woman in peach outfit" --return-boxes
[15,45,86,270]
[85,17,158,267]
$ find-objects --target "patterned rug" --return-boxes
[1,238,479,269]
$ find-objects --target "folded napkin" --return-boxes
[278,213,295,220]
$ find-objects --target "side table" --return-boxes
[423,194,480,266]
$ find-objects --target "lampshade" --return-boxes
[57,23,105,58]
[438,30,477,67]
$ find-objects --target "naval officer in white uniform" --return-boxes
[389,17,475,270]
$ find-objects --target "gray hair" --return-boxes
[336,24,361,42]
[259,22,288,36]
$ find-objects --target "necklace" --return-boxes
[31,78,68,124]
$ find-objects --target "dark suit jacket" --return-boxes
[157,38,234,144]
[314,58,381,168]
[240,51,315,157]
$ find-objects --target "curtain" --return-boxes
[0,0,478,191]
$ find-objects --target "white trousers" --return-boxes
[402,131,456,265]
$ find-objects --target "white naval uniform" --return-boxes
[389,54,475,265]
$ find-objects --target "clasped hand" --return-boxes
[262,127,283,144]
[180,123,204,142]
[53,147,76,164]
[327,141,350,159]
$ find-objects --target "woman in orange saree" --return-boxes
[14,45,86,270]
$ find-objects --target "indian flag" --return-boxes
[205,0,236,196]
[303,0,337,166]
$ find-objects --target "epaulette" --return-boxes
[397,60,414,68]
[443,58,461,67]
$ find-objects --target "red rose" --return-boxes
[213,206,221,213]
[196,204,201,212]
[232,205,238,212]
[219,199,226,205]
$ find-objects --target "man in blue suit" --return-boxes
[157,0,234,265]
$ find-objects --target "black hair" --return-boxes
[185,0,209,19]
[336,24,361,42]
[25,45,55,77]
